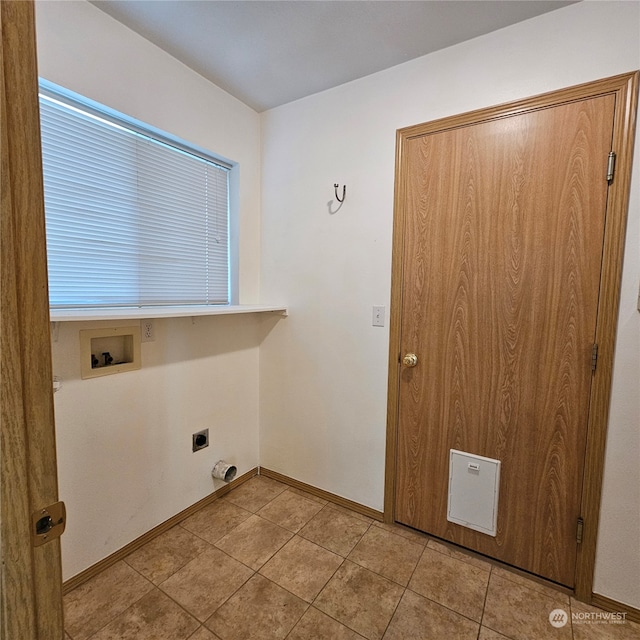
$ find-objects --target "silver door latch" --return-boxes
[32,501,66,547]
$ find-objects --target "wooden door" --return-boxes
[391,84,631,588]
[1,1,65,638]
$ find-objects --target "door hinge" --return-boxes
[576,516,584,544]
[32,501,66,547]
[591,343,599,372]
[607,151,616,182]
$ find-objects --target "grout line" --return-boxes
[308,550,346,604]
[369,522,428,553]
[163,535,259,629]
[477,564,493,638]
[296,502,370,557]
[424,537,492,572]
[399,543,490,630]
[569,596,576,640]
[123,504,263,633]
[403,541,425,590]
[490,565,572,604]
[149,585,203,635]
[199,569,257,631]
[80,571,155,640]
[257,493,422,640]
[381,584,406,639]
[403,584,489,628]
[136,538,227,628]
[261,496,372,637]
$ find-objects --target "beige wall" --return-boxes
[35,0,264,579]
[259,1,640,608]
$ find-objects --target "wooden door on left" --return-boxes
[1,1,64,638]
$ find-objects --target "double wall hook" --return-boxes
[334,183,346,203]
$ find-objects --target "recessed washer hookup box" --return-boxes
[79,326,141,379]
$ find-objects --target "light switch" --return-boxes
[372,305,385,327]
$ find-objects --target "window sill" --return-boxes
[50,304,288,322]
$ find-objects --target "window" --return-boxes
[39,81,231,309]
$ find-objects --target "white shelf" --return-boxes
[50,304,288,322]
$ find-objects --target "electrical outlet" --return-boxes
[141,319,154,342]
[192,428,209,452]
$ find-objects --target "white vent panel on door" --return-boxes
[447,449,500,537]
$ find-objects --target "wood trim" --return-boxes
[1,6,39,635]
[590,594,640,625]
[383,128,408,524]
[259,468,384,522]
[384,72,639,598]
[575,71,639,601]
[1,1,64,637]
[398,72,639,139]
[62,467,259,594]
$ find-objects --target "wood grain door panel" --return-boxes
[395,95,615,587]
[1,1,65,637]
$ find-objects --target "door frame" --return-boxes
[384,72,639,602]
[1,1,65,637]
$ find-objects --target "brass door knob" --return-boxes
[403,353,418,367]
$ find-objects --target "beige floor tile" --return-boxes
[223,475,287,512]
[348,526,423,586]
[260,535,343,602]
[159,546,253,622]
[314,561,404,640]
[383,589,479,640]
[64,561,153,640]
[492,566,570,604]
[285,486,329,506]
[479,626,513,639]
[257,489,324,532]
[483,572,572,640]
[287,606,364,640]
[299,505,371,557]
[188,627,223,640]
[90,588,199,640]
[64,477,615,640]
[214,514,293,570]
[427,538,493,571]
[373,521,429,546]
[180,499,252,544]
[571,599,640,640]
[327,502,374,524]
[408,546,489,622]
[205,574,308,640]
[125,525,211,584]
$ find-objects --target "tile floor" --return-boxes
[64,475,639,640]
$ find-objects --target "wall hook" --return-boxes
[334,183,346,203]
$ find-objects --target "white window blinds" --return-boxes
[39,87,230,309]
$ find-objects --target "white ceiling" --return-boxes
[91,0,577,112]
